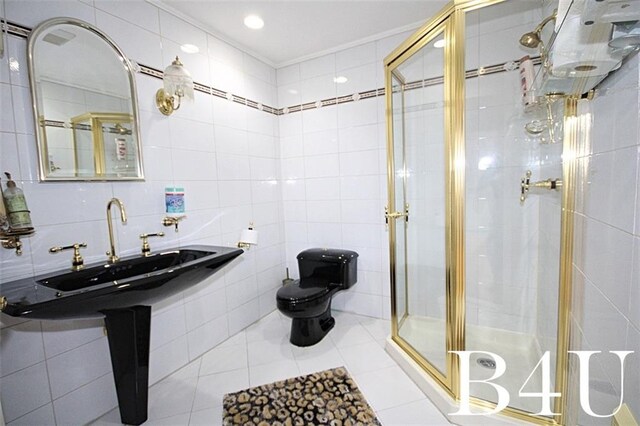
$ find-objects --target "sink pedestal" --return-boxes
[104,306,151,425]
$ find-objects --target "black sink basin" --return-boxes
[1,244,243,425]
[1,245,243,320]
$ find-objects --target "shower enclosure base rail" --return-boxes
[385,338,534,426]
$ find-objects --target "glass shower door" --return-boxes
[388,28,448,379]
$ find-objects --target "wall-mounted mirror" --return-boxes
[28,18,144,181]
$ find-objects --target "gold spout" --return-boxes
[0,296,7,311]
[106,198,127,263]
[162,215,186,232]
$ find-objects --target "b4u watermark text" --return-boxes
[449,350,634,418]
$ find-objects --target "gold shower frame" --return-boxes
[384,1,578,424]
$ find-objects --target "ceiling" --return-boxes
[154,1,449,67]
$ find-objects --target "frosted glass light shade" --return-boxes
[163,56,194,101]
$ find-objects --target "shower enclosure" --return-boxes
[385,0,575,424]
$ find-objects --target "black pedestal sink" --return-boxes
[0,245,243,425]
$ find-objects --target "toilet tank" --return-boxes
[296,248,358,288]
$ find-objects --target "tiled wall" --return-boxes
[276,34,413,320]
[0,0,283,424]
[570,54,640,424]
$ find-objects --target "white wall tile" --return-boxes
[159,11,207,54]
[276,64,300,86]
[302,107,337,133]
[7,36,29,88]
[630,238,640,330]
[336,63,377,97]
[339,150,380,176]
[339,124,378,153]
[583,147,638,234]
[149,335,190,385]
[228,298,260,336]
[186,315,229,361]
[244,54,275,85]
[7,403,55,426]
[96,10,163,69]
[336,42,376,71]
[0,132,20,180]
[300,74,336,104]
[304,154,340,178]
[41,319,104,358]
[214,125,248,156]
[1,362,51,423]
[212,97,247,130]
[582,217,634,316]
[300,54,335,80]
[0,321,45,377]
[305,177,340,200]
[46,337,112,399]
[94,0,160,34]
[53,373,117,425]
[6,0,96,28]
[337,99,378,128]
[207,35,244,70]
[306,200,341,223]
[10,85,33,135]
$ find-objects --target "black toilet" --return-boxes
[276,248,358,347]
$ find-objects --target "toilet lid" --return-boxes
[276,281,332,303]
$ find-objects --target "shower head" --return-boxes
[519,10,557,50]
[520,32,542,49]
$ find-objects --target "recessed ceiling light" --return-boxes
[288,89,299,95]
[180,43,200,54]
[333,76,348,84]
[434,39,446,48]
[244,15,264,30]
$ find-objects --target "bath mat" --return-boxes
[222,366,381,426]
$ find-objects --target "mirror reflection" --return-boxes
[28,18,144,181]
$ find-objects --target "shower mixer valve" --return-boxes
[520,170,563,204]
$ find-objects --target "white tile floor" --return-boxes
[92,310,452,425]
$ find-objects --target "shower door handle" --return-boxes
[385,204,410,224]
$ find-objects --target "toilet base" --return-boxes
[289,306,335,347]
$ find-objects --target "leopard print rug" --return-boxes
[222,366,381,425]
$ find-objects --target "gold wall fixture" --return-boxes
[162,215,186,232]
[384,0,577,425]
[0,236,23,255]
[519,9,557,69]
[520,170,564,204]
[156,56,194,116]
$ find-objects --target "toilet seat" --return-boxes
[276,280,333,304]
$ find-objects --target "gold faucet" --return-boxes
[106,198,127,263]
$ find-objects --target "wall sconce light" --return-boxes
[237,223,258,249]
[156,56,194,116]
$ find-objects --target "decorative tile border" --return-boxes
[5,21,539,118]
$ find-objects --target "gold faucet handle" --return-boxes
[139,232,165,256]
[49,243,87,271]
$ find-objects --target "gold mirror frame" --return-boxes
[384,1,577,424]
[27,18,144,182]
